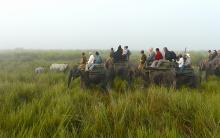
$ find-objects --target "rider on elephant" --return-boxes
[122,46,131,61]
[110,48,114,59]
[146,48,156,66]
[208,50,213,61]
[114,45,123,63]
[79,52,87,70]
[89,51,103,71]
[163,47,177,62]
[151,48,163,67]
[138,50,147,70]
[213,50,218,59]
[85,52,95,71]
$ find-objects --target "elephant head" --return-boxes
[68,66,81,88]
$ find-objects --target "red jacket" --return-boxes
[155,51,163,60]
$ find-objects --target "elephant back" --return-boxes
[88,64,105,79]
[157,60,177,68]
[114,62,129,71]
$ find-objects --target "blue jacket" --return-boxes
[94,55,102,64]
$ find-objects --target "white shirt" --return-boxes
[122,49,128,55]
[87,55,95,64]
[178,57,184,68]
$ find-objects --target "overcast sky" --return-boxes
[0,0,220,50]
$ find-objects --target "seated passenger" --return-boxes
[85,52,95,71]
[110,48,114,59]
[127,46,131,61]
[185,53,191,67]
[122,46,131,61]
[114,45,123,63]
[94,51,102,64]
[138,50,147,70]
[179,53,192,72]
[151,48,163,67]
[155,48,163,60]
[146,48,156,66]
[89,51,102,70]
[163,47,177,62]
[79,52,87,70]
[105,55,114,70]
[208,50,213,61]
[177,54,184,67]
[212,50,218,59]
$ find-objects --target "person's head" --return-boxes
[82,52,85,56]
[208,50,211,53]
[95,51,99,56]
[89,52,93,55]
[163,47,168,52]
[214,50,217,53]
[148,48,153,52]
[141,50,144,54]
[156,48,160,52]
[111,48,113,51]
[118,45,122,50]
[186,53,190,58]
[178,54,183,58]
[125,46,128,49]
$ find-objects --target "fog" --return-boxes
[0,0,220,50]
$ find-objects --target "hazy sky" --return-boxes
[0,0,220,50]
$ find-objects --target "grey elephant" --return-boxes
[67,61,134,91]
[199,57,220,80]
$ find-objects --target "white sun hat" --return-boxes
[186,53,190,58]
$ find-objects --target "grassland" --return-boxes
[0,50,219,138]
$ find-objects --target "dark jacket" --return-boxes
[114,48,123,62]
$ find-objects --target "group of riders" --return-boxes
[79,45,131,71]
[208,49,220,61]
[138,47,192,71]
[78,45,220,72]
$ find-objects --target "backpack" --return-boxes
[170,51,177,60]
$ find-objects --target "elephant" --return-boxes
[135,65,199,89]
[199,57,220,80]
[67,61,134,91]
[67,65,112,91]
[137,68,177,88]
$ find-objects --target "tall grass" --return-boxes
[0,50,219,138]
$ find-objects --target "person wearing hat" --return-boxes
[185,53,191,67]
[85,52,95,71]
[138,50,147,70]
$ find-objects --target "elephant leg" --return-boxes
[80,79,87,89]
[100,81,108,93]
[105,80,113,92]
